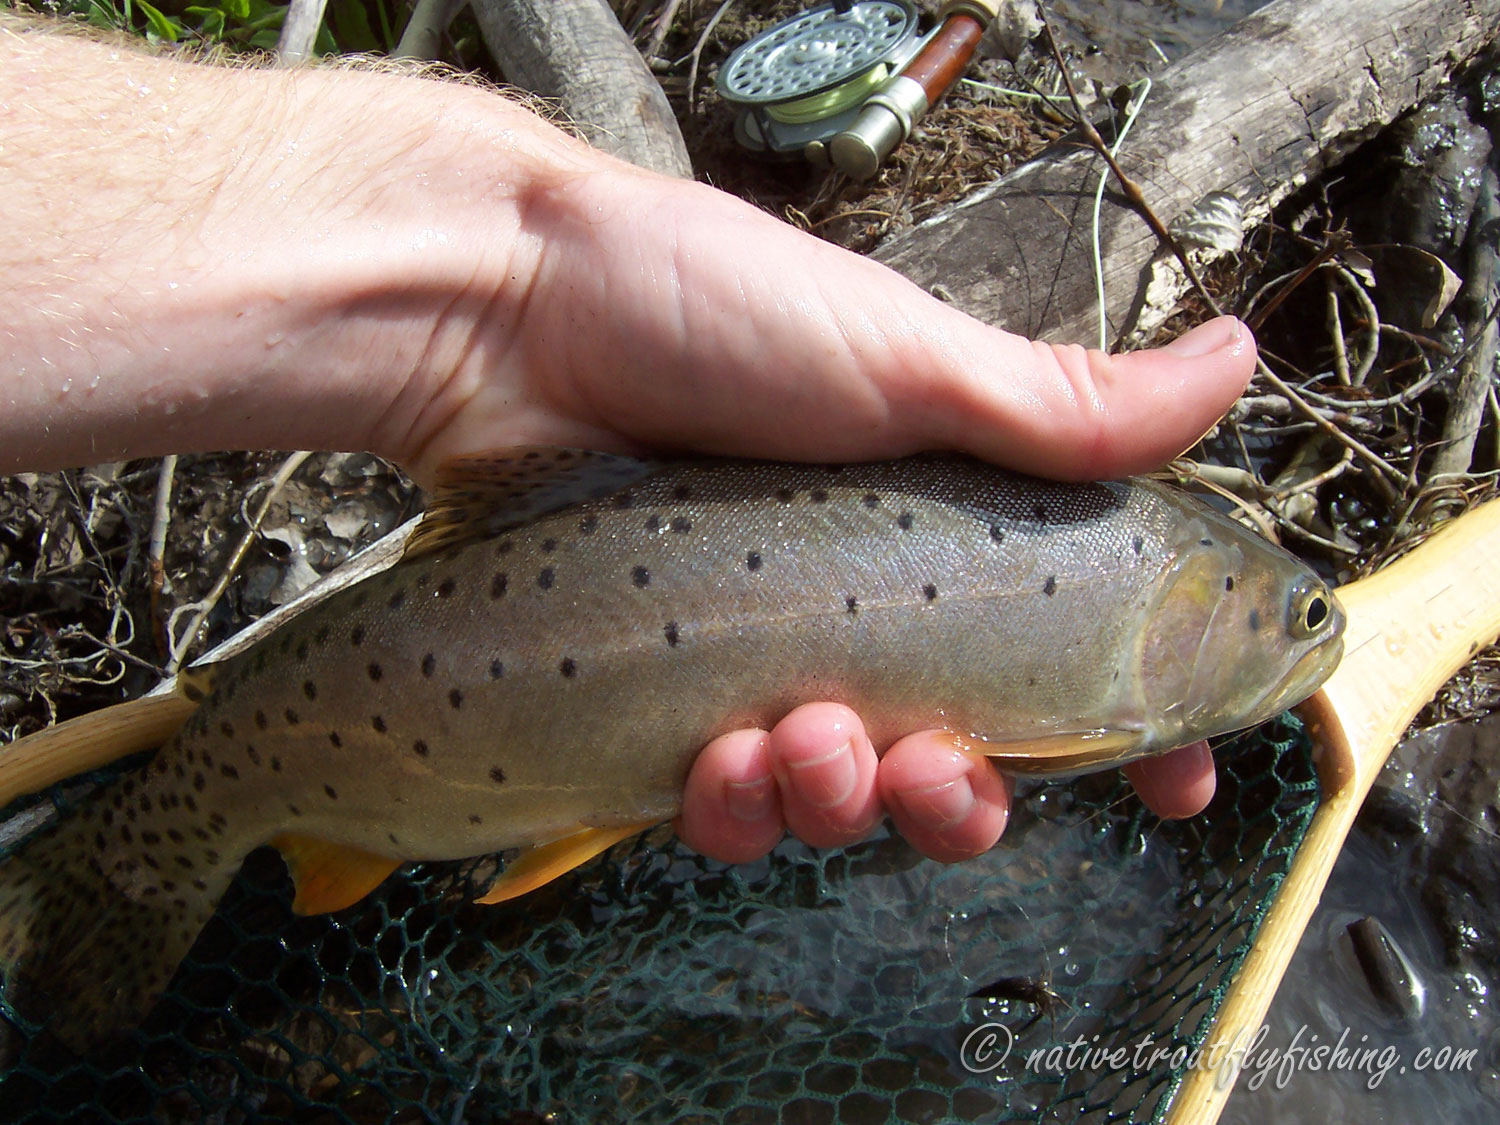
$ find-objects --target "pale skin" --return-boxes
[1,20,1242,867]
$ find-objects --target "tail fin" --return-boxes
[0,667,213,807]
[0,778,237,1052]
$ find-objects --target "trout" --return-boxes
[0,449,1344,1048]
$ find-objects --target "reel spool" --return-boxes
[716,1,923,167]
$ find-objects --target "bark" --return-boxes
[872,0,1500,346]
[469,0,692,178]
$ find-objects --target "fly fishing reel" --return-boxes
[717,1,999,178]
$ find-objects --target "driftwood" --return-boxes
[873,0,1500,346]
[469,0,692,178]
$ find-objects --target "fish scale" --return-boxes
[0,449,1344,1049]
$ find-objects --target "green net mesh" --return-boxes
[0,715,1317,1123]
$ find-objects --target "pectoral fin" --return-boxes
[271,834,403,915]
[982,729,1147,776]
[474,822,658,905]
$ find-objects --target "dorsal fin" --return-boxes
[404,446,658,559]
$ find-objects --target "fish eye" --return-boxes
[1288,581,1333,639]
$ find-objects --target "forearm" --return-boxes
[0,16,604,473]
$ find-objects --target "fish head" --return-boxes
[1137,508,1345,750]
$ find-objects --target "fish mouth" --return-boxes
[1243,597,1347,727]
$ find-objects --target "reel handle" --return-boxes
[830,0,997,177]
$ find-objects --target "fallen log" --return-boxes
[469,0,693,178]
[872,0,1500,346]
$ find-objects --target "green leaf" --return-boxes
[329,0,380,53]
[136,0,182,41]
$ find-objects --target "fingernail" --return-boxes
[784,740,858,809]
[724,776,776,822]
[892,776,976,831]
[1163,316,1243,358]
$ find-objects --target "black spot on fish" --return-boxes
[645,515,662,532]
[489,659,504,679]
[123,779,136,797]
[284,708,300,725]
[121,825,133,844]
[673,484,693,500]
[1033,502,1048,522]
[368,663,383,682]
[270,757,282,772]
[1200,538,1213,547]
[371,715,386,733]
[351,625,365,646]
[613,492,635,509]
[810,490,828,504]
[388,832,400,845]
[468,814,482,825]
[315,625,330,646]
[221,763,238,780]
[413,739,429,757]
[990,524,1005,543]
[438,577,457,598]
[181,682,205,703]
[898,512,914,530]
[254,709,268,730]
[864,492,880,508]
[1248,609,1261,632]
[324,784,338,800]
[327,732,341,750]
[490,767,507,784]
[538,568,555,589]
[1043,576,1057,596]
[776,488,795,503]
[389,589,406,610]
[142,830,160,846]
[491,573,509,599]
[559,658,577,678]
[219,721,234,738]
[541,539,558,553]
[247,744,262,765]
[846,596,859,614]
[633,566,651,588]
[1225,576,1236,591]
[924,584,938,601]
[580,514,598,534]
[296,640,309,662]
[664,622,680,647]
[449,688,464,709]
[193,773,206,792]
[1132,534,1144,555]
[303,681,317,701]
[139,794,152,812]
[288,803,301,817]
[421,653,436,678]
[497,540,514,555]
[186,797,199,815]
[671,517,692,533]
[746,552,762,571]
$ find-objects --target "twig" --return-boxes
[393,0,465,59]
[147,454,176,659]
[277,0,329,64]
[1035,10,1216,313]
[687,0,736,114]
[1430,166,1499,481]
[1252,365,1404,499]
[641,0,685,62]
[166,451,312,675]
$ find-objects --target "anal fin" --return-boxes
[474,822,658,905]
[271,834,403,915]
[981,729,1147,777]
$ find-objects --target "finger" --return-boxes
[877,731,1012,862]
[675,727,787,863]
[766,703,884,849]
[1123,741,1217,819]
